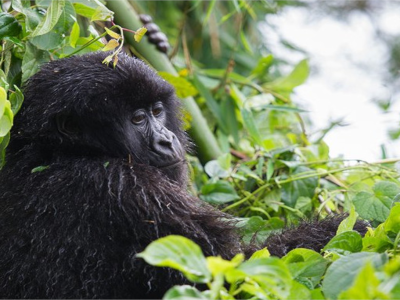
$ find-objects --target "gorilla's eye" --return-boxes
[132,112,146,125]
[152,107,163,117]
[152,102,163,117]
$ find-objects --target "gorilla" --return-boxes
[0,52,366,298]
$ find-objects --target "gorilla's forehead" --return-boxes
[27,52,176,112]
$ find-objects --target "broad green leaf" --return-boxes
[384,203,400,235]
[31,0,65,37]
[339,263,389,299]
[323,231,362,254]
[200,180,239,204]
[73,3,96,18]
[352,181,400,222]
[21,42,51,83]
[322,252,387,299]
[69,21,80,48]
[235,257,292,299]
[137,235,211,283]
[163,285,207,300]
[241,108,262,145]
[0,101,13,137]
[159,72,198,99]
[90,5,113,21]
[204,160,229,178]
[30,31,63,50]
[283,249,328,288]
[288,280,312,300]
[362,225,393,252]
[281,166,318,208]
[266,59,309,92]
[249,248,271,260]
[206,254,243,276]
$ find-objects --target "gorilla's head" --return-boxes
[15,52,188,182]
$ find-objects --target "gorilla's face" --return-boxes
[19,52,188,182]
[125,101,185,168]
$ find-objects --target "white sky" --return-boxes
[260,4,400,161]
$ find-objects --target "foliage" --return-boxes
[1,1,400,299]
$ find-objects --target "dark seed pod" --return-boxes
[139,14,153,25]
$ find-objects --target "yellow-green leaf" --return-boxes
[105,27,121,40]
[134,27,147,42]
[102,39,119,52]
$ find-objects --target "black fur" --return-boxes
[0,52,366,298]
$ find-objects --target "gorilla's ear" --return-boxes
[56,115,81,138]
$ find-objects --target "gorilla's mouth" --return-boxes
[158,160,185,169]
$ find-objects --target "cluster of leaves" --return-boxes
[139,204,400,300]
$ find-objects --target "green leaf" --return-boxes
[281,166,318,208]
[288,281,312,300]
[384,203,400,235]
[352,181,400,222]
[283,249,328,288]
[200,180,239,204]
[338,263,389,299]
[251,55,273,77]
[21,42,51,83]
[159,72,198,98]
[102,39,119,51]
[322,252,388,299]
[30,0,65,37]
[192,75,226,133]
[69,21,80,48]
[134,27,147,42]
[0,101,13,137]
[204,160,229,178]
[337,204,358,234]
[235,257,292,299]
[241,108,262,146]
[0,133,10,169]
[236,216,283,245]
[72,3,96,18]
[323,231,363,254]
[90,5,113,21]
[31,165,50,173]
[137,235,211,283]
[0,12,22,39]
[163,285,207,300]
[266,59,309,92]
[249,248,271,260]
[9,86,24,115]
[206,254,243,276]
